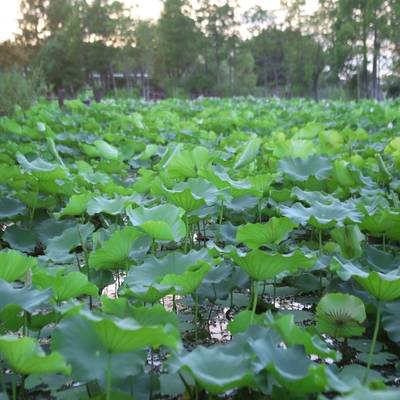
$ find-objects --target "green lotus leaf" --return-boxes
[248,328,328,394]
[34,218,75,246]
[138,144,158,160]
[102,299,179,328]
[362,245,400,274]
[357,351,397,366]
[16,152,58,172]
[124,249,213,302]
[335,387,400,400]
[273,139,316,158]
[160,144,195,179]
[56,193,93,217]
[382,302,400,344]
[234,136,261,169]
[0,282,52,331]
[0,336,71,375]
[267,312,337,359]
[16,153,68,181]
[331,225,365,259]
[87,194,143,216]
[316,293,366,338]
[236,217,298,249]
[171,344,255,394]
[158,184,205,212]
[227,310,265,334]
[330,363,385,391]
[248,173,276,194]
[281,200,361,229]
[332,159,362,187]
[32,270,98,302]
[292,187,336,204]
[0,279,51,313]
[0,197,26,218]
[184,178,226,205]
[55,310,180,355]
[126,204,186,242]
[89,227,143,270]
[52,314,146,384]
[0,250,37,282]
[161,144,209,179]
[3,225,38,253]
[278,156,331,181]
[231,249,315,281]
[94,140,119,160]
[360,210,400,240]
[205,166,260,197]
[160,261,210,294]
[336,259,400,302]
[43,223,94,264]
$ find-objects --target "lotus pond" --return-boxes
[1,97,400,399]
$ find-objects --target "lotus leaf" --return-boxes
[126,204,186,242]
[316,293,366,338]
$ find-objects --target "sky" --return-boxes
[0,0,319,42]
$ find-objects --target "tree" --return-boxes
[318,0,392,99]
[18,0,48,59]
[83,0,134,92]
[155,0,201,92]
[196,0,239,93]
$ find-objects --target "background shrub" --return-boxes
[0,69,44,116]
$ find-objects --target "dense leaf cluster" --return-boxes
[0,97,400,399]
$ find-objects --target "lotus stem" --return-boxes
[318,229,323,255]
[203,220,208,247]
[22,311,30,337]
[273,277,277,308]
[106,352,112,400]
[382,234,386,251]
[178,372,193,399]
[12,376,17,400]
[194,293,199,342]
[77,225,92,309]
[0,368,6,399]
[318,229,323,294]
[184,214,189,253]
[172,294,177,313]
[149,348,154,400]
[363,303,381,384]
[219,200,224,225]
[250,281,258,324]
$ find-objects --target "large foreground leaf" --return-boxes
[0,336,70,375]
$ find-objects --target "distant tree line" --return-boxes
[1,0,399,100]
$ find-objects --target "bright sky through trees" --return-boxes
[0,0,319,41]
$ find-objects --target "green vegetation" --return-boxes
[0,97,400,399]
[1,0,399,100]
[0,69,44,116]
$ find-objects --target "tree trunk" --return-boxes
[361,10,369,98]
[372,24,380,100]
[313,72,321,102]
[109,62,117,95]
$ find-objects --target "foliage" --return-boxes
[0,69,43,116]
[0,97,399,399]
